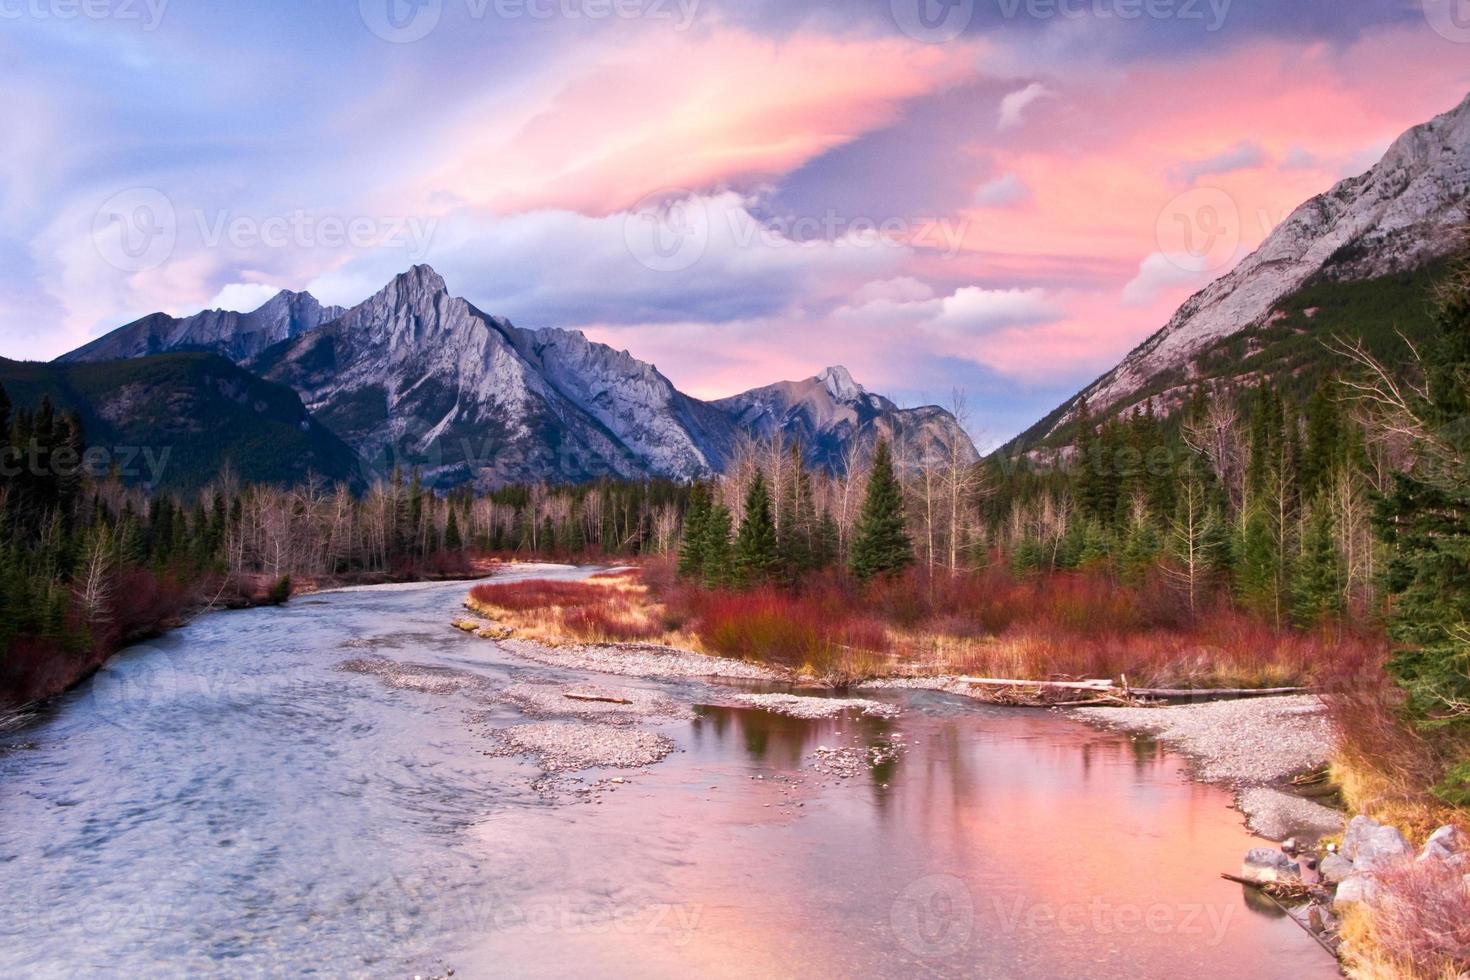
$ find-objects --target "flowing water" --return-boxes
[0,565,1340,978]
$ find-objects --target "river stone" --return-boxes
[1319,853,1354,884]
[1242,847,1300,883]
[1418,825,1467,863]
[1353,825,1412,873]
[1341,814,1381,860]
[1333,874,1380,909]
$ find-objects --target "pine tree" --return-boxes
[850,439,913,581]
[1292,495,1344,625]
[733,471,780,587]
[702,503,733,589]
[678,483,710,578]
[444,508,463,552]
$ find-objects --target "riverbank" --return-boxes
[0,557,506,711]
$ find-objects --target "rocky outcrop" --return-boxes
[1018,90,1470,447]
[61,290,344,364]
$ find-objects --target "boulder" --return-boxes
[1341,814,1381,861]
[1418,825,1467,863]
[1333,873,1380,909]
[1242,847,1301,883]
[1319,853,1354,884]
[1353,825,1413,873]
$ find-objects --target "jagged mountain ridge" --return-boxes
[60,290,345,365]
[1010,89,1470,452]
[62,267,977,488]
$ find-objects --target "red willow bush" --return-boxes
[645,558,1370,687]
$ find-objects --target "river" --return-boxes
[0,565,1340,978]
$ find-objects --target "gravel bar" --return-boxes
[500,638,784,682]
[487,721,674,771]
[734,693,901,719]
[498,681,694,722]
[1071,695,1334,784]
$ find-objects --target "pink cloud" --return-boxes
[416,28,983,218]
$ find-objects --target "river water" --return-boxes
[0,565,1340,978]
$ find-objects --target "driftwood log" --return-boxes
[563,692,633,705]
[952,676,1312,707]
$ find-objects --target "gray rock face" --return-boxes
[715,366,979,473]
[1333,873,1380,909]
[1241,847,1300,883]
[1351,825,1413,874]
[61,290,345,364]
[1030,90,1470,442]
[1419,825,1467,863]
[1319,853,1354,884]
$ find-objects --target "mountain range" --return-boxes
[53,267,977,489]
[38,90,1470,487]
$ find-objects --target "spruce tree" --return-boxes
[702,503,733,589]
[444,508,463,552]
[733,471,780,587]
[677,483,710,578]
[850,439,913,580]
[1292,495,1344,625]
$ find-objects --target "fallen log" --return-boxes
[1126,686,1312,700]
[563,692,633,705]
[957,676,1117,693]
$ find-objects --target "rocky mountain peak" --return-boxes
[817,365,864,402]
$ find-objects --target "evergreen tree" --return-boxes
[444,508,463,551]
[702,503,733,589]
[733,471,780,586]
[850,439,913,581]
[677,483,710,578]
[1292,495,1344,625]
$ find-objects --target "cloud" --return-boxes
[418,28,982,218]
[973,173,1031,208]
[1120,251,1221,307]
[205,282,282,313]
[1169,141,1268,184]
[997,83,1052,131]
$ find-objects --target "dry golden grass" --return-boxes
[465,574,695,648]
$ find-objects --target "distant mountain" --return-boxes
[716,366,977,471]
[1008,90,1470,454]
[60,290,345,365]
[61,268,977,488]
[0,353,362,491]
